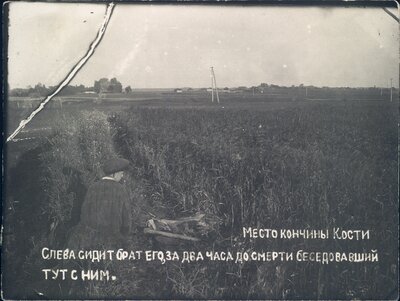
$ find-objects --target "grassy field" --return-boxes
[3,95,398,299]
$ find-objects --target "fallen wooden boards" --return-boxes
[143,228,200,242]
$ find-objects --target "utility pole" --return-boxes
[210,67,220,103]
[210,68,214,103]
[381,8,399,102]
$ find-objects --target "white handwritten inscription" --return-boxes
[42,269,117,281]
[242,227,370,240]
[40,227,378,281]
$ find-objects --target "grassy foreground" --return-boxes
[4,100,398,299]
[110,101,397,299]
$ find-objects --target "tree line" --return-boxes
[9,78,132,97]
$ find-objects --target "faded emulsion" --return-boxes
[2,1,399,300]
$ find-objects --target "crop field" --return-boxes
[3,95,398,299]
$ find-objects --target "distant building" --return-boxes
[175,89,183,93]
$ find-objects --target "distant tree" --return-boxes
[99,78,110,93]
[109,78,122,93]
[58,84,88,96]
[9,88,29,97]
[33,83,49,96]
[94,78,110,93]
[94,80,101,93]
[94,78,123,93]
[125,86,132,94]
[14,83,52,97]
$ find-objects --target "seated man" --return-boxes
[68,158,132,250]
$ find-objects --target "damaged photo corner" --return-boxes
[2,1,399,300]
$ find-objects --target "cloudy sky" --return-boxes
[7,2,399,89]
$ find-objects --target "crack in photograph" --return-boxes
[2,1,399,300]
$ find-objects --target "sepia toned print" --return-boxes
[2,2,398,300]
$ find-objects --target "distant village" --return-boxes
[9,77,398,102]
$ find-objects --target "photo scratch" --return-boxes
[3,4,398,300]
[6,2,115,142]
[382,7,399,23]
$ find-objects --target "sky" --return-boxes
[7,2,399,89]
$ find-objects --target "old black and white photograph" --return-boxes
[2,1,399,300]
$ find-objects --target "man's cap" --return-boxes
[102,158,130,174]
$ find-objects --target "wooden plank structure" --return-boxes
[143,228,200,242]
[144,213,206,242]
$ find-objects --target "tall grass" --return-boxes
[110,102,397,299]
[4,101,397,299]
[41,111,117,238]
[4,111,120,298]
